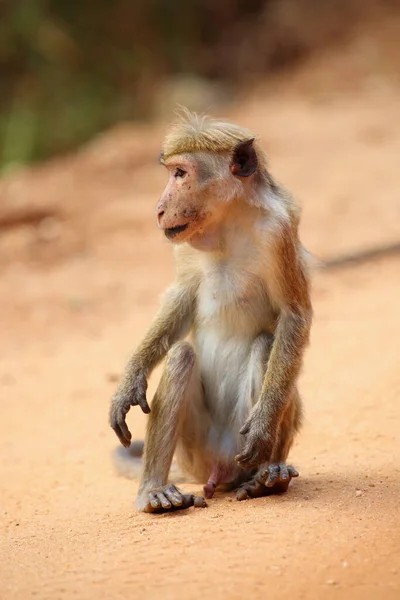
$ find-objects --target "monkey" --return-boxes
[109,109,313,513]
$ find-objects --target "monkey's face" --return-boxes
[156,141,258,244]
[156,154,220,244]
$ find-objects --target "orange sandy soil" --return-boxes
[1,51,400,600]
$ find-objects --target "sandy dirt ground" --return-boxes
[1,50,400,599]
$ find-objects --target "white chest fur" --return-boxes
[192,250,272,431]
[195,248,273,336]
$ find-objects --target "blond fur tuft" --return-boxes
[162,107,262,159]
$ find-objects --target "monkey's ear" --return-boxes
[230,138,258,177]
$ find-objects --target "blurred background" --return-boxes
[1,0,400,168]
[1,3,400,598]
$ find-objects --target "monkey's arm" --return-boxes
[110,283,195,447]
[236,227,312,469]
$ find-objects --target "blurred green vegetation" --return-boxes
[1,0,269,167]
[0,0,396,168]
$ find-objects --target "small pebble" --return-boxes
[326,579,337,586]
[355,490,363,497]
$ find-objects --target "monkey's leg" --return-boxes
[237,344,302,501]
[136,341,206,513]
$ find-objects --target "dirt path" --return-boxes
[1,72,400,599]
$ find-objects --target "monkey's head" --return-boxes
[156,110,265,244]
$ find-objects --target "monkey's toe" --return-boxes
[193,495,207,508]
[256,462,299,491]
[236,487,249,501]
[236,463,299,501]
[236,478,267,501]
[138,484,207,513]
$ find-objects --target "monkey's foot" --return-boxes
[236,463,299,501]
[137,483,207,513]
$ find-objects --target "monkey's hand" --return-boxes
[235,404,275,469]
[109,370,150,448]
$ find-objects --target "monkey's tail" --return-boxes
[111,440,184,481]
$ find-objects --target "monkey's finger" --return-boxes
[110,403,132,443]
[114,414,132,447]
[118,421,132,446]
[235,445,253,463]
[288,466,299,478]
[165,485,183,507]
[235,453,251,467]
[115,427,131,448]
[110,417,131,447]
[255,466,270,484]
[156,492,171,509]
[236,480,264,500]
[149,492,161,510]
[265,465,280,487]
[236,487,250,501]
[247,482,267,498]
[235,448,258,468]
[138,394,151,414]
[279,462,289,481]
[236,460,258,470]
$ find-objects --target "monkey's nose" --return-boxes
[156,208,165,227]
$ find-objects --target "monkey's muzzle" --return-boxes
[164,223,189,240]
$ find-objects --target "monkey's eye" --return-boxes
[174,168,187,178]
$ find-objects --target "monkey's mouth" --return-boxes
[164,223,189,240]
